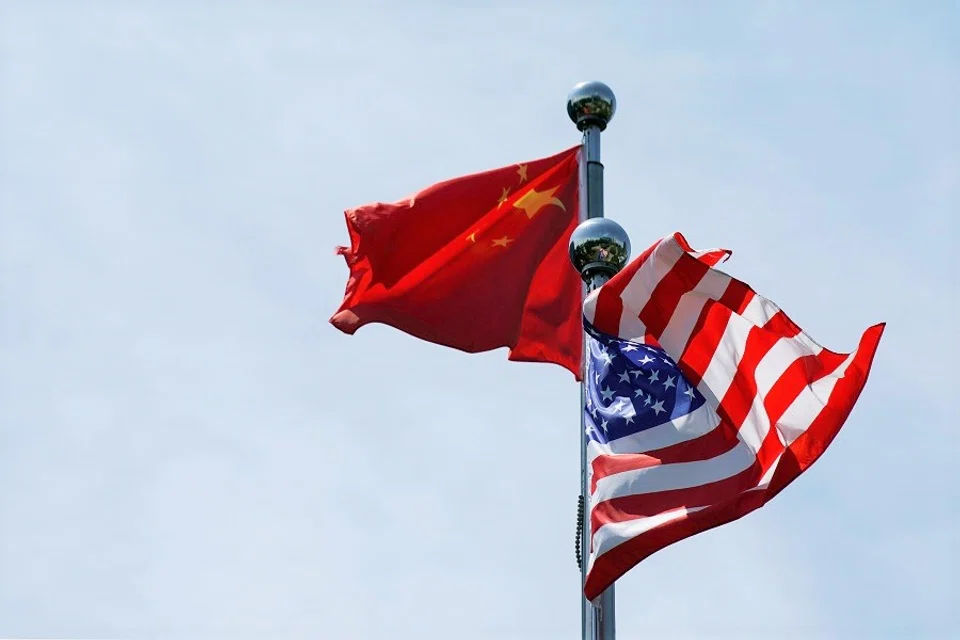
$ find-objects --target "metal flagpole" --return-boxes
[566,81,631,640]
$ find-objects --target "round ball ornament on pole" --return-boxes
[568,217,631,290]
[566,81,617,132]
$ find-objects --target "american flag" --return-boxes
[581,232,884,600]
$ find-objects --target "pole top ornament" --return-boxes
[568,217,631,282]
[567,81,616,131]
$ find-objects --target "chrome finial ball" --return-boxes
[568,217,631,281]
[566,81,616,131]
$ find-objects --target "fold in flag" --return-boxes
[581,232,884,600]
[330,146,584,377]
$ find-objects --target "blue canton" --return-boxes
[584,321,705,445]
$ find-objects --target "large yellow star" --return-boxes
[514,186,566,219]
[491,235,514,248]
[517,164,528,183]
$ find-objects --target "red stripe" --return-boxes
[677,281,753,387]
[696,250,733,267]
[671,232,696,253]
[754,426,784,472]
[761,349,844,433]
[591,285,625,337]
[591,240,658,335]
[593,234,732,343]
[590,420,740,491]
[713,324,779,431]
[672,232,732,268]
[747,327,868,472]
[642,332,662,347]
[584,483,770,600]
[726,281,755,315]
[763,355,817,425]
[675,302,730,388]
[766,323,885,495]
[590,458,762,532]
[762,309,802,338]
[638,253,712,337]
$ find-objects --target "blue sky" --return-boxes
[1,2,956,638]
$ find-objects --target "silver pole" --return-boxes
[566,81,628,640]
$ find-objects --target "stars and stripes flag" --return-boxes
[581,232,884,600]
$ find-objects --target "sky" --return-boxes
[0,1,957,638]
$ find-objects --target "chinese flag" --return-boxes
[330,146,584,378]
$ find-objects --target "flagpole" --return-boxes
[567,81,630,640]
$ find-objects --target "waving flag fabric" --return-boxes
[581,232,884,600]
[330,146,584,377]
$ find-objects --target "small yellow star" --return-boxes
[517,164,528,183]
[491,235,514,248]
[497,187,510,208]
[514,186,566,219]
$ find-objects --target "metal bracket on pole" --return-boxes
[566,80,631,640]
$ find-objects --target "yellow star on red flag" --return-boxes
[514,186,566,219]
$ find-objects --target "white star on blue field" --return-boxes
[584,322,705,445]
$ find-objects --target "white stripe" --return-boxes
[753,451,782,490]
[590,440,755,505]
[616,309,648,345]
[587,234,729,345]
[777,349,856,446]
[586,403,721,461]
[658,267,733,357]
[739,294,769,328]
[613,237,684,341]
[741,294,825,355]
[582,232,675,327]
[690,250,722,263]
[693,311,749,406]
[587,506,707,571]
[727,325,819,452]
[584,294,597,325]
[792,329,825,356]
[587,453,784,573]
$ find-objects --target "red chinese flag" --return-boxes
[330,146,583,377]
